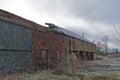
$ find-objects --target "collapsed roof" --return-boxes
[45,23,90,42]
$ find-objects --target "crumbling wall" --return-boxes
[54,53,79,75]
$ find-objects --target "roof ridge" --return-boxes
[0,9,46,31]
[46,23,90,42]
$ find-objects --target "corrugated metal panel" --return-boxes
[0,20,32,74]
[0,20,32,50]
[0,50,32,73]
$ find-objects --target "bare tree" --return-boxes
[102,36,109,54]
[97,42,102,52]
[114,26,120,41]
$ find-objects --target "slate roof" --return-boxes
[45,23,90,42]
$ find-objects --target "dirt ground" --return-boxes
[77,54,120,79]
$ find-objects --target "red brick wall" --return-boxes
[47,33,69,65]
[32,30,49,65]
[32,29,97,67]
[32,30,69,67]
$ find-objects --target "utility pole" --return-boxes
[82,33,84,39]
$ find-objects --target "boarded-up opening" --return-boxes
[55,50,61,64]
[41,49,48,66]
[34,49,49,69]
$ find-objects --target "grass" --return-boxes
[2,70,120,80]
[97,52,108,56]
[2,70,80,80]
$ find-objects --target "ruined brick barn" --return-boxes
[0,9,96,73]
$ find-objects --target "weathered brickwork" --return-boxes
[0,9,97,71]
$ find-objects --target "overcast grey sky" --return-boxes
[0,0,120,49]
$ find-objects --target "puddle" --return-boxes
[108,64,120,67]
[89,68,112,71]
